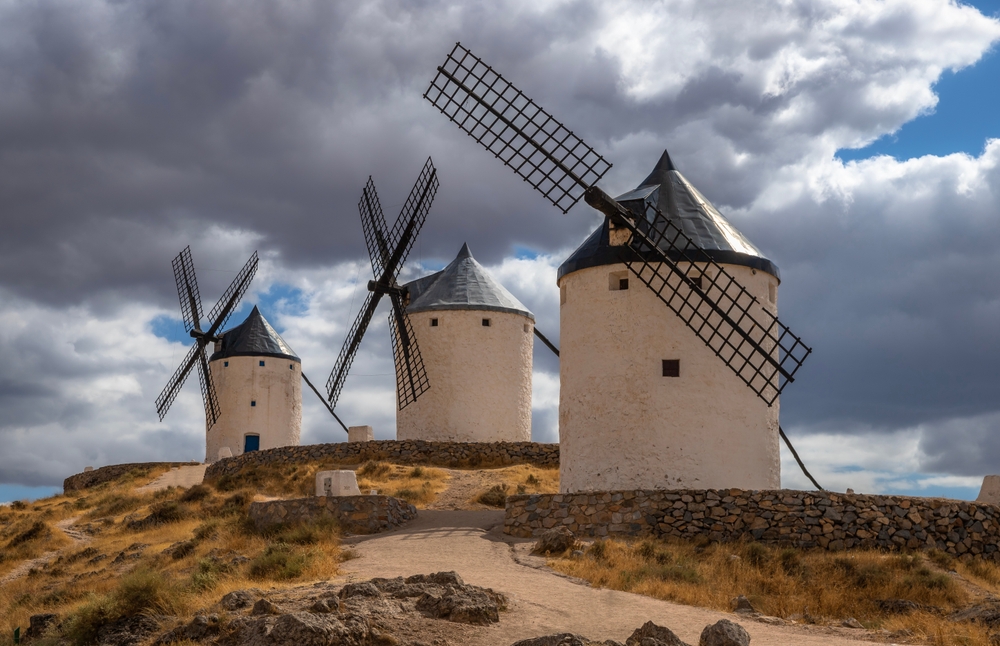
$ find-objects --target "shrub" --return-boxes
[745,542,769,568]
[220,491,253,515]
[7,520,50,547]
[476,484,508,508]
[180,484,212,503]
[270,517,338,545]
[358,461,392,478]
[588,540,608,561]
[248,544,309,580]
[144,501,186,525]
[410,466,424,478]
[11,500,28,510]
[86,493,143,519]
[194,520,219,541]
[63,569,179,646]
[525,474,540,486]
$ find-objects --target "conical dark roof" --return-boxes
[209,305,300,362]
[558,150,779,281]
[405,243,534,319]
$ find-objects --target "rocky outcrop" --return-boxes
[506,489,1000,558]
[205,440,559,479]
[248,496,416,535]
[64,462,193,491]
[533,527,576,555]
[698,620,750,646]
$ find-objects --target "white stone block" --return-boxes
[83,466,94,472]
[977,475,1000,505]
[348,425,374,443]
[316,470,361,497]
[218,447,233,460]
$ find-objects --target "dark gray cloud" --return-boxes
[1,0,1000,488]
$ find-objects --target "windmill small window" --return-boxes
[430,318,438,327]
[688,272,703,290]
[259,360,265,367]
[482,318,491,327]
[251,400,256,407]
[769,283,776,304]
[224,361,229,367]
[609,270,629,291]
[662,360,680,377]
[289,363,294,370]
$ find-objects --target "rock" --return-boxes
[96,615,161,646]
[162,540,196,560]
[841,618,863,629]
[415,586,504,625]
[730,596,756,614]
[221,589,259,610]
[698,619,749,646]
[625,621,691,646]
[309,599,337,614]
[949,601,1000,627]
[154,615,223,644]
[24,614,58,641]
[339,582,383,599]
[511,635,623,646]
[225,613,370,646]
[572,550,585,558]
[406,571,465,586]
[877,598,938,615]
[251,599,281,616]
[533,527,575,555]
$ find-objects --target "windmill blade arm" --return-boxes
[533,327,559,357]
[425,43,611,213]
[205,251,259,337]
[155,342,202,420]
[196,346,221,429]
[381,157,438,280]
[611,199,811,406]
[360,177,392,280]
[172,246,204,333]
[301,371,349,433]
[388,294,429,410]
[326,290,382,409]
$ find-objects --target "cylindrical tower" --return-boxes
[397,243,533,442]
[206,306,302,462]
[557,151,781,493]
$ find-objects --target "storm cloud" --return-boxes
[1,0,999,491]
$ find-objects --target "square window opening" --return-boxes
[688,274,703,289]
[609,270,629,291]
[289,363,294,370]
[259,360,265,367]
[482,318,491,327]
[251,400,257,407]
[224,361,229,367]
[662,360,680,378]
[524,323,530,333]
[430,318,439,327]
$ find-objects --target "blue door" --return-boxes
[244,435,260,453]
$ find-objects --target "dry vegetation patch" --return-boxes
[551,536,1000,645]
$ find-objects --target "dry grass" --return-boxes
[551,537,1000,645]
[0,469,344,646]
[355,462,449,506]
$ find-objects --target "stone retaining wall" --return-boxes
[505,488,1000,558]
[249,495,417,535]
[205,440,559,479]
[64,462,194,492]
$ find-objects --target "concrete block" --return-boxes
[316,470,361,497]
[977,475,1000,505]
[348,425,374,443]
[218,447,233,460]
[83,466,94,472]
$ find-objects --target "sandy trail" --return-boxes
[136,464,207,493]
[0,516,90,585]
[339,510,884,646]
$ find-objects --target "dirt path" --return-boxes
[136,464,207,493]
[425,469,501,511]
[338,510,882,646]
[0,516,90,585]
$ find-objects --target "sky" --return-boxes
[1,0,999,503]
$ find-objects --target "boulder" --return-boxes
[224,613,370,646]
[96,615,161,646]
[730,596,757,614]
[154,615,223,644]
[698,619,750,646]
[533,527,576,555]
[415,586,503,625]
[511,635,623,646]
[625,621,691,646]
[251,599,281,616]
[339,582,382,599]
[24,614,58,641]
[309,599,337,614]
[220,589,259,611]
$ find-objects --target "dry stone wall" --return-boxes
[505,489,1000,558]
[64,462,194,492]
[249,495,417,535]
[205,440,558,479]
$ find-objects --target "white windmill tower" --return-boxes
[425,44,813,493]
[157,248,343,462]
[398,242,534,442]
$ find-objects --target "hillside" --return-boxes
[3,462,1000,645]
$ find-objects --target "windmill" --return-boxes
[424,43,820,492]
[155,246,258,430]
[326,157,439,414]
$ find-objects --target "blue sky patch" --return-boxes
[838,0,1000,162]
[0,484,61,504]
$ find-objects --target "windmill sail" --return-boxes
[425,43,810,405]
